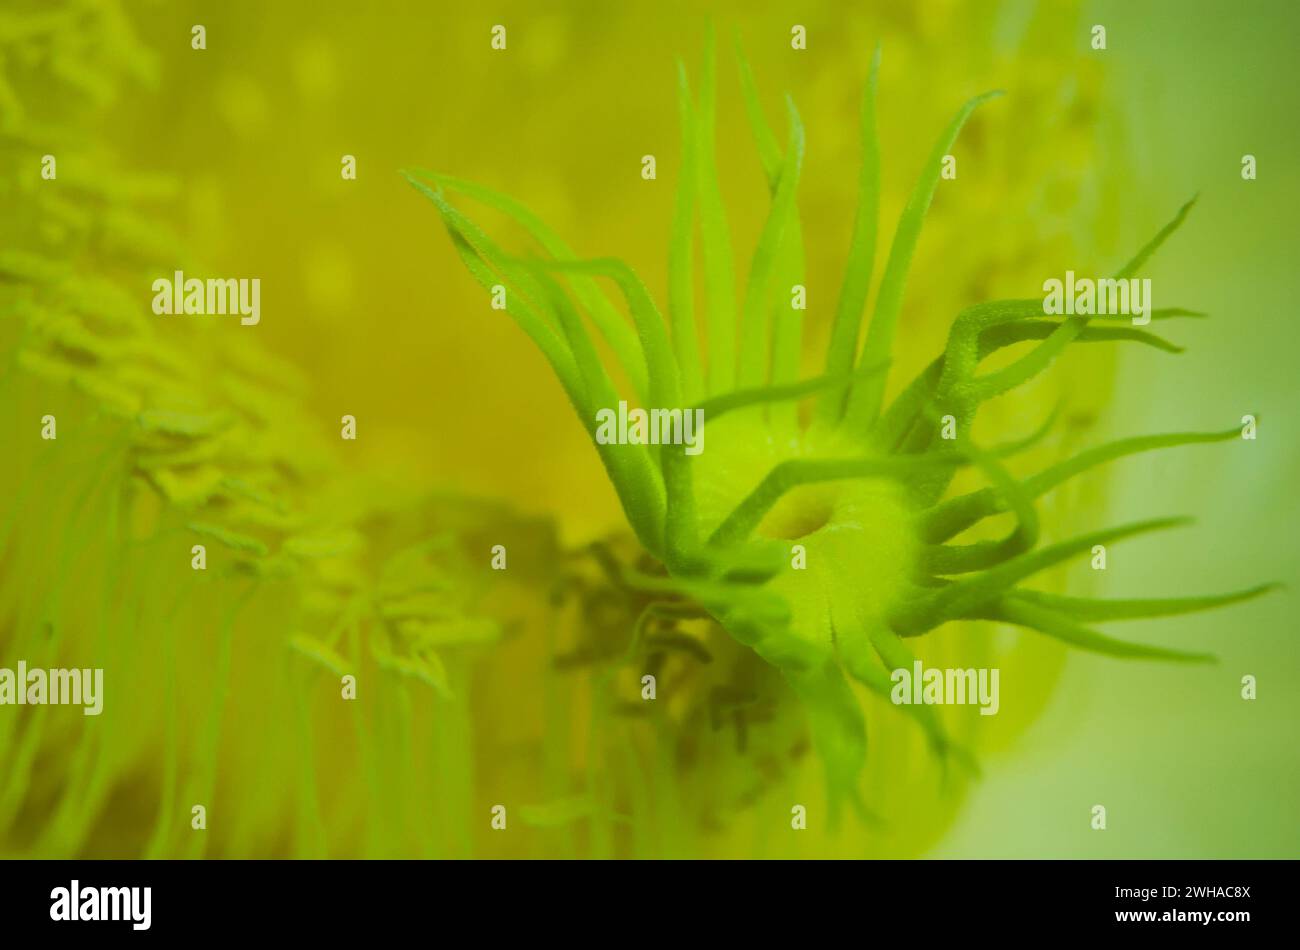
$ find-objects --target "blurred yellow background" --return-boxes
[113,0,1124,541]
[4,0,1297,858]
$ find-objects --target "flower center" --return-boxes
[757,483,837,540]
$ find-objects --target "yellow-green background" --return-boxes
[939,0,1300,857]
[9,0,1299,856]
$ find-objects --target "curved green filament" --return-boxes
[732,35,808,425]
[980,321,1185,356]
[733,34,783,180]
[1009,583,1280,622]
[669,61,704,403]
[538,258,683,413]
[526,264,671,557]
[404,178,584,405]
[695,25,738,395]
[919,428,1239,544]
[845,90,1004,427]
[404,169,651,401]
[972,316,1087,400]
[837,624,978,773]
[894,517,1192,634]
[1114,196,1197,280]
[693,362,888,425]
[817,44,882,426]
[987,596,1216,663]
[737,97,805,388]
[922,438,1039,574]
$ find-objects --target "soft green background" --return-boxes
[127,0,1297,857]
[935,0,1300,858]
[7,0,1293,857]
